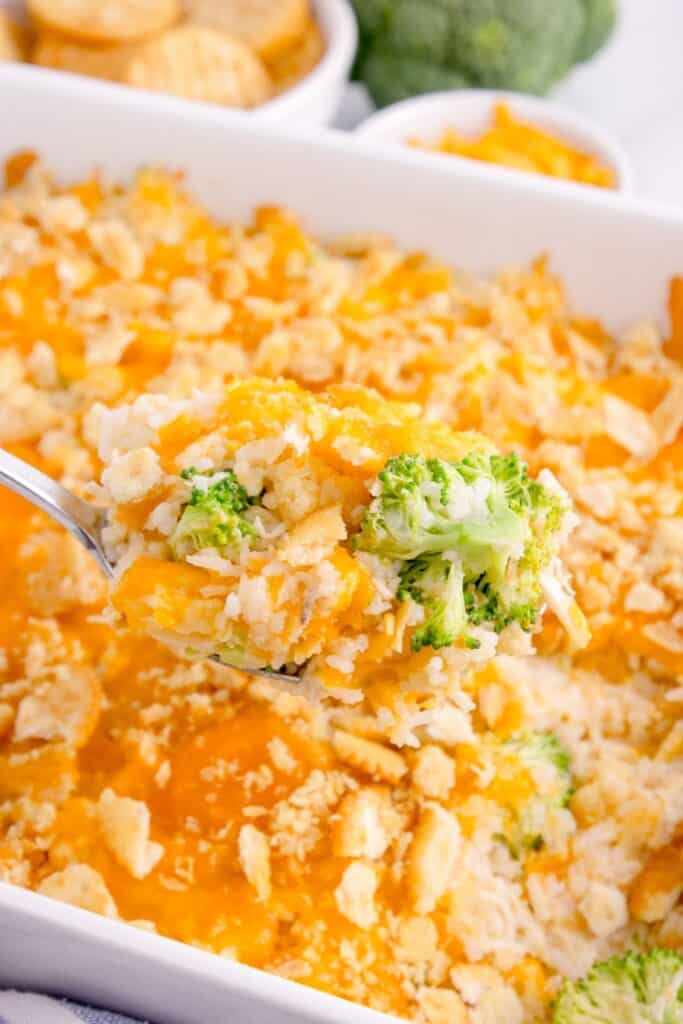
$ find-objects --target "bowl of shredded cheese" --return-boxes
[357,89,635,193]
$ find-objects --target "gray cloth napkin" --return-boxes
[0,991,146,1024]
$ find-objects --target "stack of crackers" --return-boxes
[0,0,325,107]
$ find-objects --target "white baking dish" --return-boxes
[0,0,357,127]
[1,65,683,1023]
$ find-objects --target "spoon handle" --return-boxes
[0,447,112,577]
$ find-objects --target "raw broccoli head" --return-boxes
[355,451,568,646]
[553,948,683,1024]
[360,53,470,109]
[500,731,573,853]
[170,468,257,557]
[352,0,616,107]
[576,0,618,62]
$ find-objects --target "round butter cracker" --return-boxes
[123,25,272,108]
[0,11,29,62]
[27,0,181,45]
[268,17,324,94]
[186,0,310,62]
[33,32,134,81]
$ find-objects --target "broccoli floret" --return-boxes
[360,53,469,109]
[576,0,617,62]
[215,640,269,671]
[498,731,573,854]
[508,731,572,788]
[460,452,567,632]
[351,0,610,107]
[398,554,467,651]
[356,451,536,562]
[464,576,539,634]
[170,468,256,557]
[553,948,683,1024]
[355,451,568,647]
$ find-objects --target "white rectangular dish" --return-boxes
[1,65,683,1024]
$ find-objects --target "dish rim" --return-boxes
[0,881,400,1023]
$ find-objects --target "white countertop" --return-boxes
[337,0,683,207]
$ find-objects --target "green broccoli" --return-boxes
[576,0,618,62]
[361,53,468,108]
[354,451,567,648]
[499,731,573,854]
[170,467,257,557]
[215,640,267,670]
[398,554,467,651]
[356,452,537,562]
[352,0,617,108]
[458,452,566,632]
[553,948,683,1024]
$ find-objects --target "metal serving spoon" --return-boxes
[0,447,299,683]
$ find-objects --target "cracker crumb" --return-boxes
[407,804,461,914]
[237,823,271,901]
[38,864,118,918]
[335,861,378,929]
[417,987,469,1024]
[411,745,455,801]
[89,219,145,280]
[97,788,164,880]
[332,731,407,784]
[333,788,390,860]
[102,446,163,504]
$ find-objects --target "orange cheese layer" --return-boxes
[0,157,681,1022]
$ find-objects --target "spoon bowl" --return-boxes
[0,447,300,683]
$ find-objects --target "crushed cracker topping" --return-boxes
[0,158,682,1023]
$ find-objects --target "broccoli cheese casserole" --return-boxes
[97,378,582,706]
[0,153,682,1023]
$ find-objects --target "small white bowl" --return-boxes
[258,0,357,127]
[0,0,357,129]
[356,90,635,193]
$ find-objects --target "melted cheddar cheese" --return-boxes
[0,155,681,1023]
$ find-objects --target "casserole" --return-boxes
[0,65,683,1024]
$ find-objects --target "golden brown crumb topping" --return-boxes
[0,154,682,1022]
